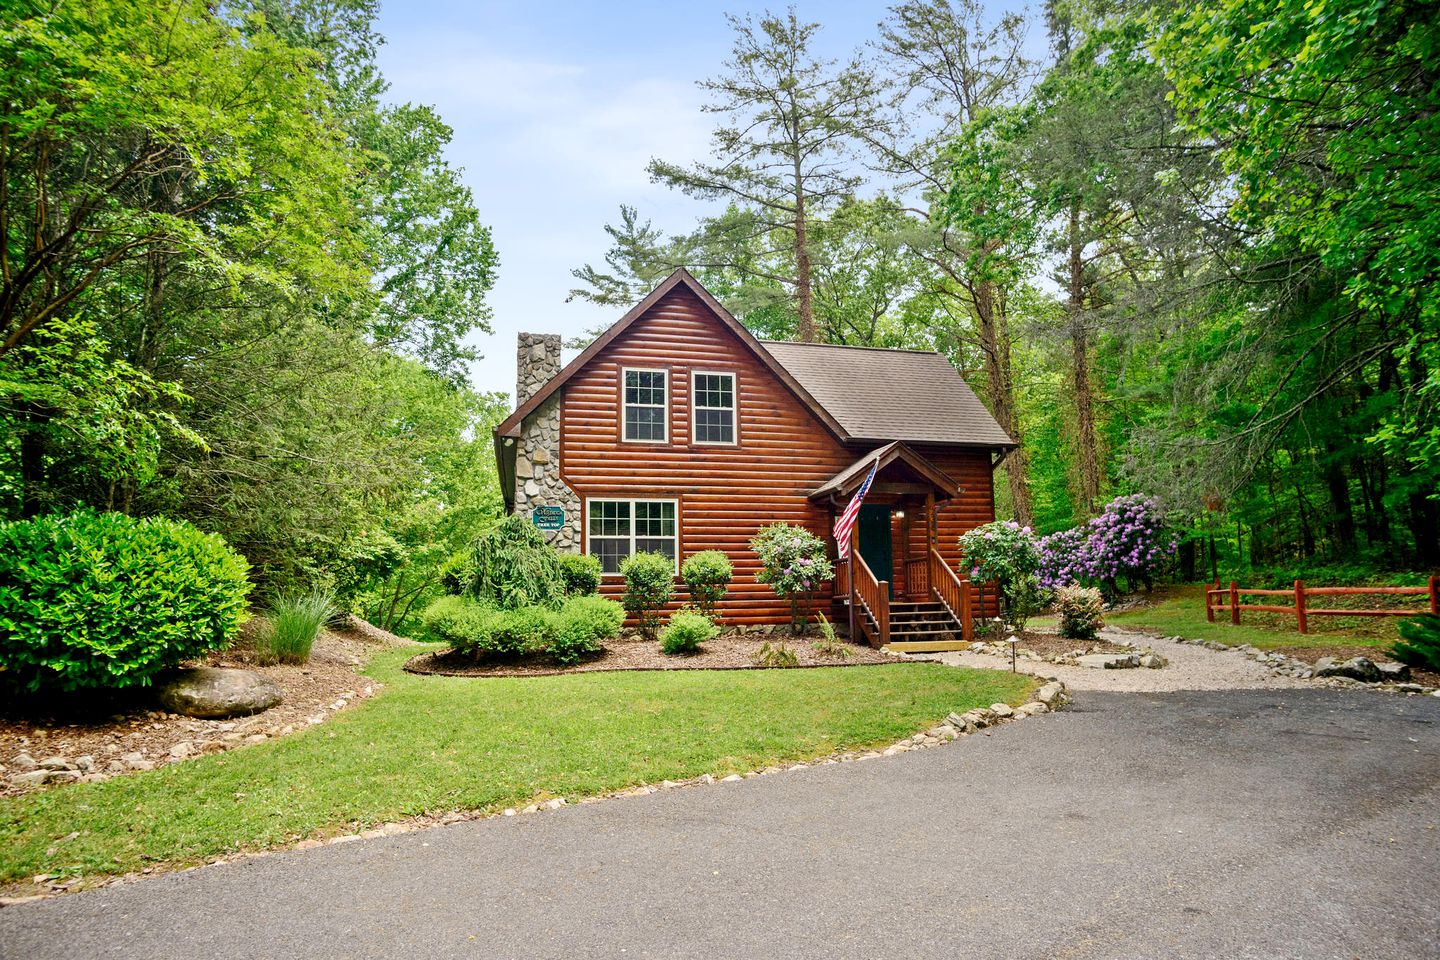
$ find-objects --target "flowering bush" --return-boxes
[958,520,1039,587]
[1055,585,1105,641]
[1037,495,1178,596]
[751,523,834,634]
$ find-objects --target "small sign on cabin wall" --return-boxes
[531,505,565,530]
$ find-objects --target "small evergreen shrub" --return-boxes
[1392,615,1440,673]
[751,523,834,634]
[811,613,853,659]
[660,611,716,655]
[681,550,733,618]
[558,553,603,596]
[1055,585,1105,641]
[488,606,556,658]
[256,587,337,665]
[550,595,624,665]
[0,511,251,692]
[755,641,799,668]
[422,595,500,658]
[620,551,675,640]
[466,515,566,610]
[1003,573,1051,634]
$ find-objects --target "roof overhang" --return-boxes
[808,441,963,503]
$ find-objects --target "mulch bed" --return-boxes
[0,619,410,797]
[406,631,897,677]
[1008,631,1134,660]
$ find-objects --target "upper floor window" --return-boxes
[692,371,736,445]
[623,368,667,442]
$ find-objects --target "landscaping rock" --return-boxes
[168,741,195,760]
[12,769,53,787]
[12,753,37,771]
[989,703,1015,718]
[1077,653,1140,670]
[1314,657,1383,683]
[1138,653,1167,669]
[38,756,73,771]
[155,667,282,719]
[1375,662,1411,682]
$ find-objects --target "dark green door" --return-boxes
[856,504,893,598]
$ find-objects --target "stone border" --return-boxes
[967,635,1168,670]
[0,678,1068,906]
[1168,636,1438,697]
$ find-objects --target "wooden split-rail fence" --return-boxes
[1205,577,1439,634]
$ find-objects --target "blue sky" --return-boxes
[371,2,1031,399]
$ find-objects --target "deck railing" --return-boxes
[851,551,890,647]
[903,557,929,598]
[1205,577,1439,633]
[928,548,974,644]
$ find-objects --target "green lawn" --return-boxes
[0,649,1031,885]
[1078,585,1402,651]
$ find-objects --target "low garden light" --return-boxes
[1006,634,1020,672]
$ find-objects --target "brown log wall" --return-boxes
[556,285,999,625]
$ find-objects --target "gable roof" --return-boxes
[808,441,963,502]
[762,340,1015,448]
[494,269,847,442]
[494,268,1014,451]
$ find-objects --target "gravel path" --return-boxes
[925,627,1311,692]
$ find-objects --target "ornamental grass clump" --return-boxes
[1056,585,1106,642]
[0,511,251,692]
[681,550,733,619]
[620,551,675,640]
[660,611,716,655]
[751,523,834,634]
[256,587,337,665]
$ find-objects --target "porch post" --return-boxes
[925,491,936,548]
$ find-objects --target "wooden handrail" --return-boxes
[928,548,973,644]
[851,550,889,647]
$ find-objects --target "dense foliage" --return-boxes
[558,553,603,597]
[1391,615,1440,674]
[0,512,250,691]
[421,593,623,665]
[465,516,567,611]
[659,611,717,656]
[620,551,676,640]
[681,550,733,618]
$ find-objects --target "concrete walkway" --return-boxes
[3,688,1437,960]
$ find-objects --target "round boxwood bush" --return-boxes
[660,611,717,655]
[620,551,675,640]
[681,550,732,618]
[550,594,624,665]
[557,552,603,596]
[0,511,251,693]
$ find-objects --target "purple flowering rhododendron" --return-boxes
[1037,495,1178,594]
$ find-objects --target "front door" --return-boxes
[856,504,893,598]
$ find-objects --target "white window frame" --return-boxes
[621,367,668,444]
[691,370,738,446]
[585,498,680,575]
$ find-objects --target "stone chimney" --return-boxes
[516,332,562,406]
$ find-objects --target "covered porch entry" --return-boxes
[813,442,974,651]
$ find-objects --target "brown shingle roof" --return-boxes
[760,341,1015,448]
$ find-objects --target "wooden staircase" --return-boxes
[885,600,968,652]
[841,548,974,652]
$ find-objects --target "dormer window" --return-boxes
[622,368,667,442]
[692,371,736,445]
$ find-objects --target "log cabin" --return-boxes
[493,269,1015,649]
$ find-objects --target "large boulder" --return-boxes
[1313,656,1383,683]
[155,667,282,719]
[1077,653,1140,670]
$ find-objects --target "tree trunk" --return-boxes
[792,171,816,343]
[974,277,1033,526]
[1322,445,1357,552]
[19,401,48,518]
[1067,204,1101,516]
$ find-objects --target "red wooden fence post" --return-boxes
[1430,576,1438,616]
[1205,580,1214,622]
[1295,579,1308,634]
[1230,580,1240,625]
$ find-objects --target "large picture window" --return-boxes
[692,371,736,445]
[587,499,678,573]
[622,369,667,442]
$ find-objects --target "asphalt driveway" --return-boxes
[3,688,1437,960]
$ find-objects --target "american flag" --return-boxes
[834,458,879,560]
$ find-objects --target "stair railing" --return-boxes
[928,548,974,644]
[851,550,890,647]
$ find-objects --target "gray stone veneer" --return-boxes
[512,333,581,550]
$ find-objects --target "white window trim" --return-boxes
[621,367,668,444]
[691,369,738,446]
[585,497,680,575]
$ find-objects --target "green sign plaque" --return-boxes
[531,505,566,530]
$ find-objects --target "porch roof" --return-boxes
[807,441,963,503]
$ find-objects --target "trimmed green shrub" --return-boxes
[558,552,603,596]
[755,641,799,668]
[621,551,675,640]
[660,611,716,655]
[682,550,733,618]
[488,606,555,657]
[1392,615,1440,673]
[0,511,251,692]
[256,587,337,665]
[550,594,624,665]
[1055,584,1105,641]
[421,595,500,658]
[466,515,566,610]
